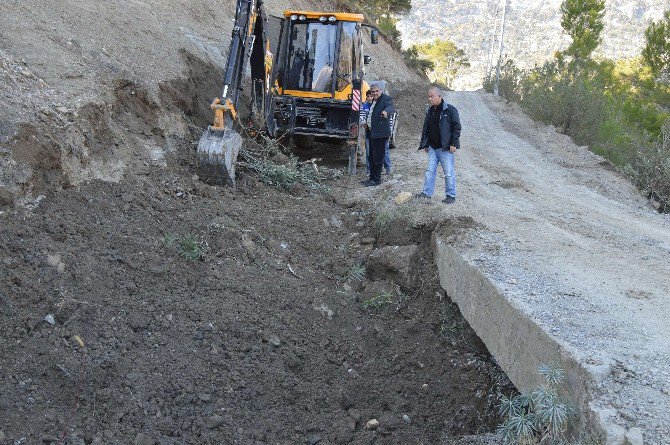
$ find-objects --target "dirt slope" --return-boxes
[0,146,512,443]
[0,3,518,443]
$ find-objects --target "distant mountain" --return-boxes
[397,0,668,90]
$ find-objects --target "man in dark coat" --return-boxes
[415,86,462,203]
[362,83,395,187]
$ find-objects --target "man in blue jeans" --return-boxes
[415,86,461,204]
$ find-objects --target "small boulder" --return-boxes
[625,427,643,445]
[394,192,412,205]
[206,415,225,430]
[365,419,379,430]
[367,244,418,290]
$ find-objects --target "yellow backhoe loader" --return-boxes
[197,0,381,185]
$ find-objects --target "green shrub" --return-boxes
[179,233,204,260]
[362,291,394,310]
[498,365,575,444]
[345,263,366,283]
[623,122,670,210]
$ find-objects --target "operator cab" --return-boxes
[276,12,377,100]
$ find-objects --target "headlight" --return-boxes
[319,16,327,22]
[299,15,306,21]
[290,14,298,20]
[328,16,336,22]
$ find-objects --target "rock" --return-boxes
[206,414,224,429]
[625,427,643,445]
[305,435,322,445]
[0,431,5,441]
[40,436,59,443]
[241,236,257,261]
[262,332,281,347]
[134,433,155,445]
[0,188,14,206]
[20,69,34,78]
[402,414,411,424]
[312,299,334,319]
[507,278,518,285]
[347,408,361,422]
[56,106,70,114]
[329,215,343,228]
[46,254,66,273]
[43,314,55,326]
[361,237,376,245]
[394,191,412,205]
[365,419,379,430]
[367,244,418,290]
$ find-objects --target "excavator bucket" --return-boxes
[197,124,242,187]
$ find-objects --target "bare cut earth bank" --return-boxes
[346,89,670,444]
[0,141,515,444]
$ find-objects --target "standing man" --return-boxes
[363,90,392,176]
[415,86,461,204]
[362,83,395,187]
[362,90,373,176]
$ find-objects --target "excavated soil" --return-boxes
[0,142,513,444]
[0,2,515,442]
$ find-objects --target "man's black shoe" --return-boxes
[442,196,456,204]
[414,192,431,199]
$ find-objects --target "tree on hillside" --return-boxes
[642,10,670,78]
[340,0,412,48]
[402,46,435,75]
[414,39,471,89]
[560,0,606,61]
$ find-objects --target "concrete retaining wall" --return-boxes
[432,233,607,442]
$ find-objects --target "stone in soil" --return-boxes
[365,419,379,430]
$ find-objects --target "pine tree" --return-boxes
[560,0,606,61]
[642,10,670,77]
[414,39,471,89]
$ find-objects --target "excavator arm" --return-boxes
[197,0,267,186]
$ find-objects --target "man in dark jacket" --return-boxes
[362,83,395,187]
[415,86,461,203]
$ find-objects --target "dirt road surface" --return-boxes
[349,90,670,444]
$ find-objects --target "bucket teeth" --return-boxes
[197,128,242,186]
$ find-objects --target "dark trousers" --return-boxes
[368,137,389,183]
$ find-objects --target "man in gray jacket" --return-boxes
[415,86,462,203]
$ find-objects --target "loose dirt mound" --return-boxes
[0,148,511,444]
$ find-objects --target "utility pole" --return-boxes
[486,1,500,79]
[493,0,508,96]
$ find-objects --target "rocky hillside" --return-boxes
[398,0,668,90]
